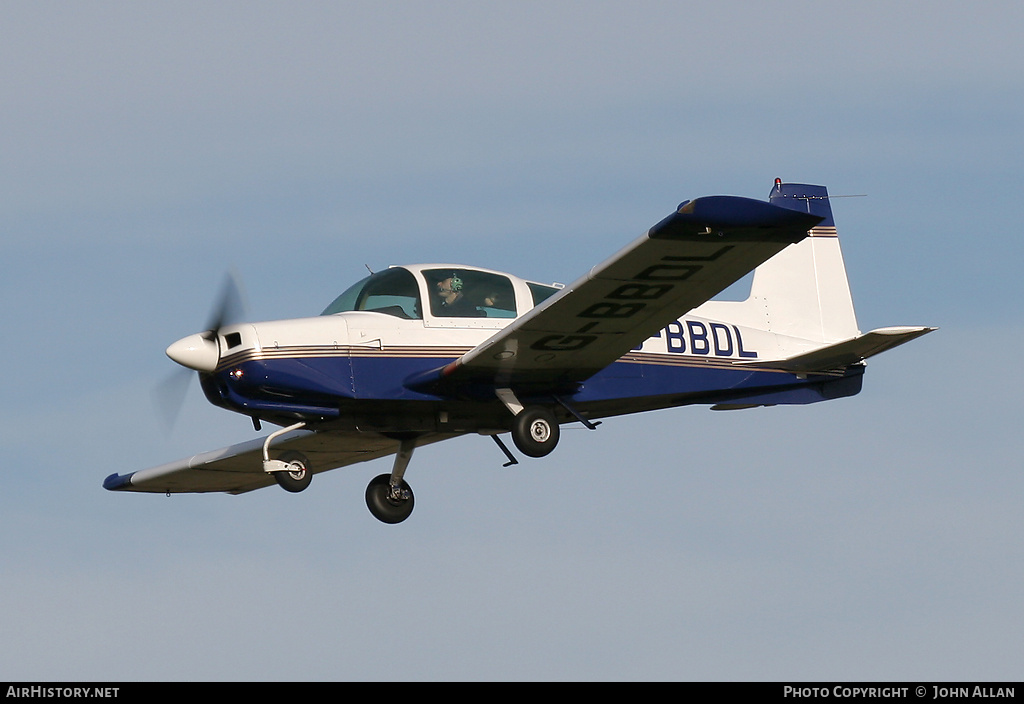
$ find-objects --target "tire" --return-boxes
[365,473,415,524]
[273,451,313,493]
[511,407,560,458]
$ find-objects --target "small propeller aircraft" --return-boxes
[105,180,934,523]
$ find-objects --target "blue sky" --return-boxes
[2,2,1022,680]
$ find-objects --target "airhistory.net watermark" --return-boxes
[6,688,118,699]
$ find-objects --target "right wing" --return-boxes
[103,429,457,495]
[410,195,822,394]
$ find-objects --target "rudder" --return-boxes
[745,180,860,343]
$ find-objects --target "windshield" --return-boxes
[321,268,422,319]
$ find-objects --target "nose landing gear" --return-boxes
[365,473,415,524]
[365,437,417,524]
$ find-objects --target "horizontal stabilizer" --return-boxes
[749,326,937,373]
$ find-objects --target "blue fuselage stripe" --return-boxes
[202,351,858,419]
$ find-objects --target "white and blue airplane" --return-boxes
[105,180,934,523]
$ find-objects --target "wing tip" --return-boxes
[103,472,133,491]
[653,195,823,241]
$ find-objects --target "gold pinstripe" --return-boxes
[216,344,841,376]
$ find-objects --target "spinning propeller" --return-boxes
[153,273,247,429]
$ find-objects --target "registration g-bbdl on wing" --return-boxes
[105,180,935,524]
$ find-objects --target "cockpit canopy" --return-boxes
[321,267,422,319]
[321,266,559,320]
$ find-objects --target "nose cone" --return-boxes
[166,333,220,372]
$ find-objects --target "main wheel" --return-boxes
[365,473,415,524]
[273,451,312,493]
[511,406,560,458]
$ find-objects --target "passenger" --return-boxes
[434,274,479,317]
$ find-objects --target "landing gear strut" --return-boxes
[261,422,313,493]
[365,437,416,524]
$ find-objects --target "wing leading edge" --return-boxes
[413,195,822,393]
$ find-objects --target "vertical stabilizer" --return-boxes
[745,181,860,343]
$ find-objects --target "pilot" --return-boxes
[435,274,477,316]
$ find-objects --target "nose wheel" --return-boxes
[365,473,415,524]
[365,436,417,524]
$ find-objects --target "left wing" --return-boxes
[412,195,822,393]
[104,429,456,494]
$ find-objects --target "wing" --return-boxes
[411,195,822,393]
[104,429,457,495]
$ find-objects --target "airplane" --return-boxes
[104,179,935,524]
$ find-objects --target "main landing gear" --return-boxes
[258,396,586,524]
[510,406,559,458]
[273,451,312,493]
[360,400,563,524]
[261,423,416,523]
[497,388,567,459]
[360,401,560,524]
[262,423,314,493]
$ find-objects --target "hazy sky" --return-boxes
[2,2,1022,681]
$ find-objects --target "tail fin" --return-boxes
[698,180,936,381]
[746,181,860,343]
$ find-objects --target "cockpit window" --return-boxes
[321,268,422,319]
[425,269,517,318]
[527,282,560,307]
